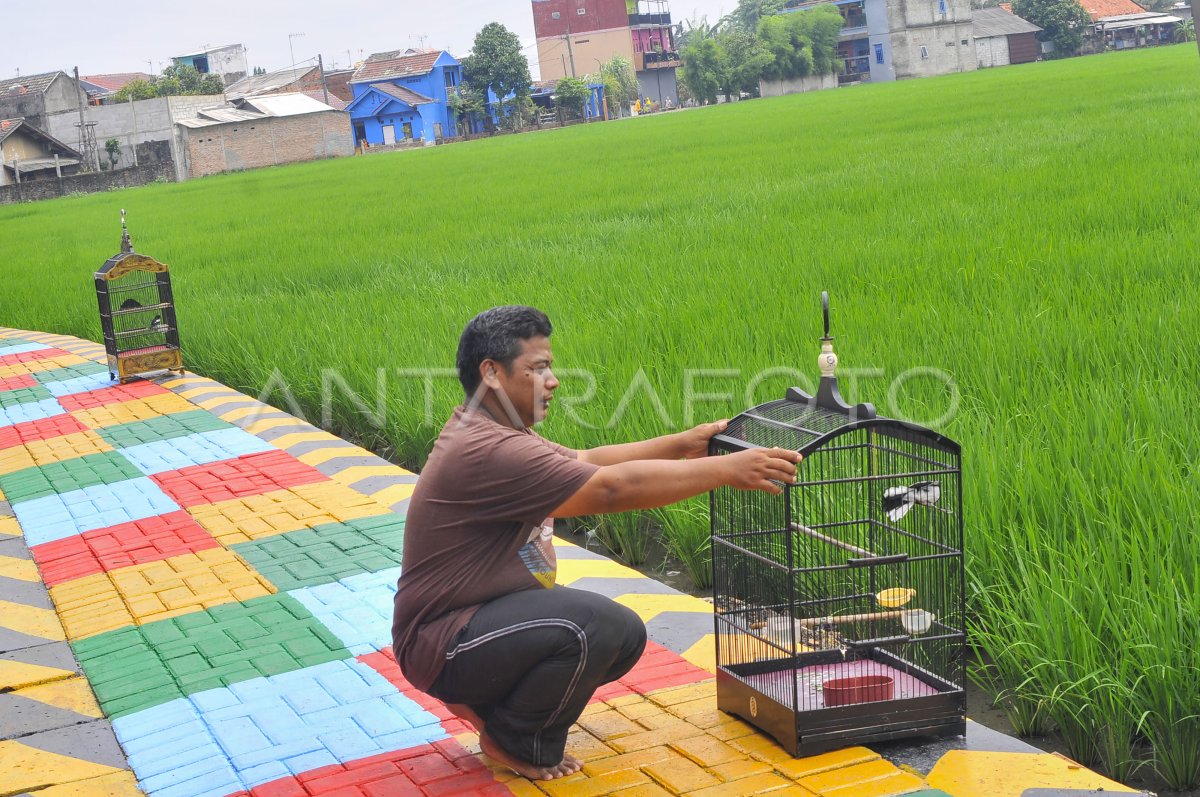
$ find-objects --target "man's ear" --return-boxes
[480,359,501,390]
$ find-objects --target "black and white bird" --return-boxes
[882,481,941,522]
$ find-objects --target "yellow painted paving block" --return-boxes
[0,553,40,582]
[70,393,195,429]
[0,446,36,476]
[557,558,646,585]
[775,747,882,781]
[0,354,89,380]
[16,675,104,718]
[613,593,715,623]
[189,482,391,546]
[24,769,142,797]
[243,417,304,435]
[54,549,276,637]
[680,633,717,674]
[0,658,75,691]
[25,430,114,467]
[927,750,1137,797]
[0,516,22,536]
[0,599,66,641]
[0,739,124,795]
[361,482,417,508]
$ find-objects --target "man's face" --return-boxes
[485,336,559,428]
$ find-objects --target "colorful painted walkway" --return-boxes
[0,327,1142,797]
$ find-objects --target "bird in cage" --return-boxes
[148,315,167,333]
[120,298,142,310]
[882,480,941,522]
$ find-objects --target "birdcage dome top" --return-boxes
[717,397,959,458]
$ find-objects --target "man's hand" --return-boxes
[678,419,729,459]
[723,447,802,495]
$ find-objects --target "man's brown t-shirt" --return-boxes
[391,405,599,692]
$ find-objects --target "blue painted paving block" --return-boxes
[288,567,402,656]
[115,658,446,794]
[120,428,276,476]
[0,342,50,356]
[0,397,65,426]
[14,477,181,546]
[42,371,117,398]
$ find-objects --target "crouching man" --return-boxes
[391,306,800,781]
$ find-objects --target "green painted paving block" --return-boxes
[231,514,405,591]
[0,337,35,349]
[0,384,54,408]
[96,409,234,448]
[71,593,352,715]
[32,361,109,384]
[0,449,142,504]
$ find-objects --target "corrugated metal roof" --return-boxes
[351,49,444,83]
[370,83,435,106]
[299,90,347,110]
[242,93,338,117]
[1101,12,1181,25]
[174,43,243,59]
[5,156,82,174]
[225,66,316,99]
[973,7,1042,36]
[0,71,65,97]
[198,108,263,123]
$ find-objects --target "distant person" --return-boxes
[391,306,800,782]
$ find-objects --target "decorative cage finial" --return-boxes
[784,292,876,420]
[120,208,134,254]
[818,291,837,379]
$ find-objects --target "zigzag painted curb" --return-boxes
[0,327,1141,797]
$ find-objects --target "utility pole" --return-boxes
[317,54,330,106]
[564,21,577,77]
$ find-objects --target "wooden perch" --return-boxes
[790,522,875,558]
[797,610,903,627]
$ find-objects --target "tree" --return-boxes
[447,85,486,134]
[1177,17,1196,41]
[723,0,787,32]
[1011,0,1092,57]
[758,6,843,81]
[104,138,121,170]
[679,37,726,104]
[253,66,267,76]
[462,23,533,130]
[718,28,774,99]
[555,76,592,118]
[112,79,157,102]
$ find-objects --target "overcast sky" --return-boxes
[2,0,733,82]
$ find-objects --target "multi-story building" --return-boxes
[786,0,975,86]
[171,44,249,87]
[532,0,680,108]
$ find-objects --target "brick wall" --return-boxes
[0,157,175,204]
[182,111,352,178]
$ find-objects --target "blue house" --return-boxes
[345,49,462,145]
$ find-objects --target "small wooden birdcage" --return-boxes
[95,210,183,383]
[709,293,965,756]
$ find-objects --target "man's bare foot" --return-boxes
[478,731,578,781]
[444,703,485,733]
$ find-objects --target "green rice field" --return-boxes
[3,43,1199,789]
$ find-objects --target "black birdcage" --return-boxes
[709,293,965,756]
[95,210,183,383]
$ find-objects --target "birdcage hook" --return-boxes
[785,292,876,420]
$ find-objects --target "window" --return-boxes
[920,44,930,58]
[874,43,884,64]
[445,70,457,88]
[577,7,586,13]
[552,11,560,18]
[938,0,946,13]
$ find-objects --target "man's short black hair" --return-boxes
[457,306,553,396]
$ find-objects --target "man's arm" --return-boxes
[554,447,800,517]
[576,421,728,466]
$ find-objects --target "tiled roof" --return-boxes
[0,117,23,144]
[0,117,81,157]
[351,49,443,83]
[81,73,152,92]
[0,71,65,96]
[1079,0,1146,20]
[370,83,435,106]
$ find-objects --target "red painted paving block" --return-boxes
[58,380,168,411]
[32,510,221,586]
[269,741,496,797]
[0,373,38,393]
[151,450,329,507]
[0,414,89,449]
[0,347,69,368]
[616,641,712,696]
[250,780,307,797]
[360,774,424,797]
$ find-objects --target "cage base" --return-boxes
[717,654,965,757]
